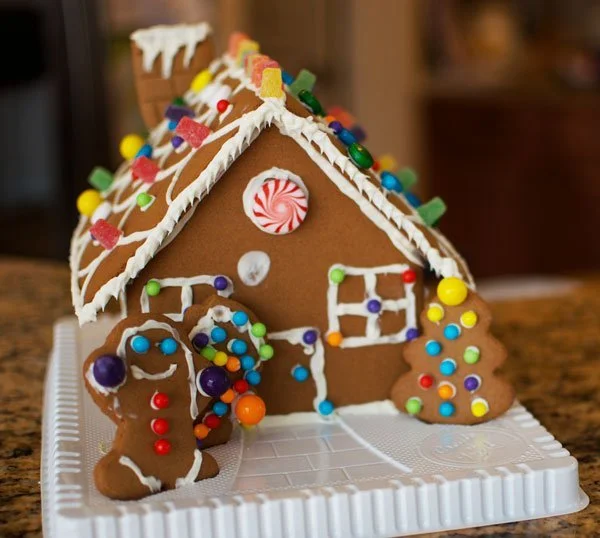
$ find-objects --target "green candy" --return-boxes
[259,344,274,360]
[463,346,480,364]
[88,167,113,192]
[417,197,447,227]
[136,192,153,208]
[405,397,422,415]
[251,323,267,338]
[289,69,316,97]
[172,96,186,106]
[348,143,374,169]
[201,346,217,360]
[397,167,418,190]
[145,280,161,297]
[298,89,324,116]
[329,268,345,284]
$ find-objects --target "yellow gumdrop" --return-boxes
[460,310,478,328]
[214,351,228,367]
[191,69,213,92]
[119,134,144,160]
[76,189,102,217]
[260,68,284,98]
[437,277,468,307]
[471,399,489,418]
[426,304,444,323]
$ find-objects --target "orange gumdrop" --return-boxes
[221,388,235,403]
[326,331,343,347]
[235,394,266,426]
[194,423,210,439]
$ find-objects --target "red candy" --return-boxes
[204,414,221,429]
[233,379,249,394]
[89,219,122,250]
[151,418,169,435]
[151,392,169,409]
[175,117,211,148]
[216,99,230,113]
[372,161,381,172]
[402,269,417,284]
[154,438,171,455]
[131,156,160,184]
[419,374,434,389]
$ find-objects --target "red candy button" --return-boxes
[233,379,249,394]
[402,269,417,284]
[151,418,169,435]
[151,392,169,409]
[204,414,221,429]
[419,374,434,389]
[216,99,230,113]
[154,438,171,455]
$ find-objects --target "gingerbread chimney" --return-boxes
[130,23,216,129]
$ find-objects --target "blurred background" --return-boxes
[0,0,598,279]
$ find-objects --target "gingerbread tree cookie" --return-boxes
[391,277,514,424]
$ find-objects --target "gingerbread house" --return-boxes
[71,23,474,416]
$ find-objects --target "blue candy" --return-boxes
[439,402,455,417]
[159,337,178,355]
[425,340,442,357]
[405,192,422,208]
[229,339,248,355]
[232,311,249,326]
[381,171,403,193]
[246,370,261,386]
[135,144,153,159]
[439,359,456,376]
[211,326,227,343]
[240,355,256,371]
[130,335,151,354]
[282,70,294,85]
[292,365,309,382]
[213,401,228,416]
[443,324,461,341]
[168,119,178,131]
[318,400,335,416]
[338,128,357,146]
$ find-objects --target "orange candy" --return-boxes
[221,389,235,403]
[193,424,210,439]
[235,394,266,426]
[228,31,249,57]
[226,357,241,372]
[326,331,343,347]
[438,383,455,400]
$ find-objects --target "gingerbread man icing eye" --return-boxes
[243,167,309,235]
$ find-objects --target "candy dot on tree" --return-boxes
[220,389,235,403]
[92,354,126,388]
[425,340,442,356]
[213,401,228,417]
[292,365,310,382]
[463,346,481,364]
[193,423,210,439]
[251,322,267,337]
[119,134,145,160]
[204,414,221,429]
[77,189,103,217]
[402,269,417,283]
[329,268,345,284]
[418,374,434,389]
[471,398,489,418]
[232,311,249,326]
[439,402,455,417]
[464,375,481,392]
[159,337,178,355]
[230,338,249,357]
[439,358,456,376]
[460,310,478,328]
[426,303,444,323]
[213,351,228,367]
[197,366,230,397]
[235,394,266,425]
[145,280,161,297]
[405,397,422,415]
[443,323,461,340]
[153,438,172,456]
[246,370,261,386]
[318,399,335,416]
[437,277,468,306]
[437,382,456,400]
[326,331,343,347]
[130,335,151,354]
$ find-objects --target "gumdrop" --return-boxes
[289,69,316,96]
[164,104,194,123]
[236,39,259,66]
[228,31,249,57]
[417,197,446,226]
[131,156,160,184]
[252,59,279,87]
[260,68,284,98]
[245,53,268,75]
[398,167,418,190]
[89,219,122,250]
[175,117,211,148]
[88,167,113,192]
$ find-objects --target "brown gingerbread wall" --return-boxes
[125,126,423,414]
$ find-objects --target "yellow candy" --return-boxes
[236,39,259,66]
[437,277,468,307]
[119,134,144,160]
[471,399,489,418]
[426,303,444,323]
[378,154,398,172]
[460,310,478,328]
[190,69,213,92]
[76,189,102,217]
[438,383,455,400]
[214,351,228,367]
[259,67,284,98]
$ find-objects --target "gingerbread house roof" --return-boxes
[70,26,473,325]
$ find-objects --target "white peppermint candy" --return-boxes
[252,178,308,235]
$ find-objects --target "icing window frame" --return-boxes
[139,275,233,321]
[326,264,417,348]
[242,167,309,235]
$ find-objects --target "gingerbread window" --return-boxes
[242,167,309,235]
[326,264,418,348]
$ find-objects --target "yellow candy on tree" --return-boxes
[378,154,398,172]
[460,310,478,328]
[119,134,144,160]
[437,277,468,307]
[76,189,102,217]
[214,351,228,367]
[191,69,213,92]
[426,303,444,323]
[260,68,284,98]
[471,399,489,418]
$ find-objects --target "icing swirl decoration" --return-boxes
[243,168,309,235]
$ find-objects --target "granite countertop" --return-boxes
[0,257,597,537]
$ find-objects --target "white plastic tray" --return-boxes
[42,316,588,538]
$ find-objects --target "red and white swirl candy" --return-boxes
[252,178,308,234]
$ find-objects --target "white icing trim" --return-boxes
[130,363,177,380]
[175,449,203,488]
[139,275,234,321]
[268,328,326,412]
[326,264,417,348]
[237,251,271,286]
[119,455,162,493]
[131,23,212,78]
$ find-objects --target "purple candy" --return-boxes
[302,330,318,345]
[464,375,480,392]
[192,332,209,350]
[328,120,343,134]
[165,104,194,122]
[196,438,204,449]
[406,327,419,341]
[198,366,230,397]
[366,299,382,314]
[350,125,367,143]
[171,135,184,148]
[92,354,126,388]
[213,276,228,291]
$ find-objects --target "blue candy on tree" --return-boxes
[381,171,403,193]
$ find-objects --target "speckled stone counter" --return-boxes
[0,257,597,537]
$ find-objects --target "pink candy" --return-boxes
[131,156,160,183]
[175,117,211,148]
[89,219,122,250]
[252,59,279,87]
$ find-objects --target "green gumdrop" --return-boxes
[405,397,422,415]
[298,89,324,116]
[329,268,345,284]
[145,280,161,296]
[417,197,447,227]
[463,346,480,364]
[88,167,113,192]
[397,167,418,190]
[136,193,153,208]
[289,69,316,97]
